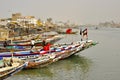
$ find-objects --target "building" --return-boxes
[0,28,9,40]
[12,13,22,21]
[17,16,37,28]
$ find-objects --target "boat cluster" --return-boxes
[0,39,97,79]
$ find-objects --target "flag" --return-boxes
[79,28,88,40]
[82,28,88,37]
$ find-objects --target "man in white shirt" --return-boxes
[31,39,35,49]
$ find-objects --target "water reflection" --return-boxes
[17,67,54,77]
[68,55,92,73]
[8,55,92,80]
[49,55,92,80]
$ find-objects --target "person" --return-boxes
[80,28,82,35]
[31,39,35,49]
[43,42,51,51]
[3,39,8,48]
[79,28,83,41]
[42,40,46,47]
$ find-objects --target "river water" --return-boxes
[7,27,120,80]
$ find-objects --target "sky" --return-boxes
[0,0,120,25]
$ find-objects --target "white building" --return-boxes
[17,16,37,27]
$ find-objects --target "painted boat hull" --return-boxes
[0,58,28,80]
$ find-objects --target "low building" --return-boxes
[17,16,37,28]
[0,28,9,40]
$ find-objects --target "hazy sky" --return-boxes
[0,0,120,25]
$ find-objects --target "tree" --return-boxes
[37,19,43,27]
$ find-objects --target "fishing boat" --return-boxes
[25,54,55,69]
[24,41,81,69]
[7,34,63,47]
[52,40,97,62]
[57,31,78,34]
[0,43,67,59]
[0,40,97,69]
[25,40,98,69]
[0,57,28,80]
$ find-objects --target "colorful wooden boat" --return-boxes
[7,35,63,47]
[52,40,98,63]
[0,57,28,80]
[0,40,98,69]
[57,31,78,34]
[0,43,69,59]
[25,40,97,69]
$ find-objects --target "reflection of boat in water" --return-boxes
[67,55,92,73]
[14,55,92,80]
[49,55,92,80]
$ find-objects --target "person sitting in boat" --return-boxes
[42,40,46,47]
[31,39,35,49]
[3,58,13,67]
[3,39,8,48]
[43,42,51,51]
[9,58,13,66]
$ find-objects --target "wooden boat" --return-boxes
[0,43,68,59]
[24,42,80,69]
[0,40,97,69]
[25,40,90,69]
[56,28,78,34]
[0,57,28,80]
[57,31,78,34]
[0,46,29,53]
[0,51,40,58]
[25,54,55,69]
[52,40,98,62]
[7,35,63,47]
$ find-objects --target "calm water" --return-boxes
[7,28,120,80]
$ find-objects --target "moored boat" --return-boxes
[0,40,98,69]
[7,34,63,47]
[0,57,28,80]
[25,40,98,69]
[52,40,98,62]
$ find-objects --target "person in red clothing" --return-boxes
[43,42,51,51]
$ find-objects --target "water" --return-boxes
[7,28,120,80]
